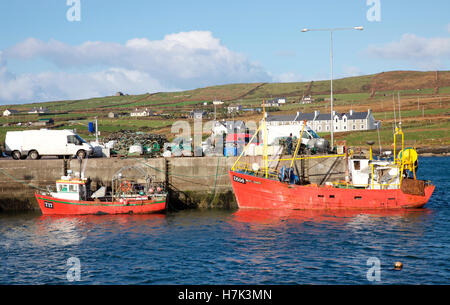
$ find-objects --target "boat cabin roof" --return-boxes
[56,177,87,185]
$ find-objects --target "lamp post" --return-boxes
[301,26,363,148]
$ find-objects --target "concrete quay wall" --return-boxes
[0,155,345,212]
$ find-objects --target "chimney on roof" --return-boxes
[314,110,320,118]
[350,109,354,116]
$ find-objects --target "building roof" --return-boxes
[265,110,372,123]
[316,113,332,121]
[298,112,316,121]
[266,112,315,122]
[266,114,298,122]
[344,111,368,120]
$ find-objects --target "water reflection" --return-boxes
[37,213,168,235]
[231,208,432,226]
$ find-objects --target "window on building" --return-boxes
[343,126,346,130]
[361,125,364,129]
[353,125,356,130]
[326,126,329,131]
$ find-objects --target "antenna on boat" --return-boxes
[377,125,382,156]
[392,93,397,129]
[398,91,402,128]
[262,100,268,178]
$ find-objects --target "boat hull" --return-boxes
[229,171,434,210]
[35,193,167,215]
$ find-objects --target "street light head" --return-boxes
[354,26,364,30]
[301,28,309,32]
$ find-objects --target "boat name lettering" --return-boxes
[233,176,246,184]
[44,201,54,209]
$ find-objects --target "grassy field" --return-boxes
[1,70,449,149]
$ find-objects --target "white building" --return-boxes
[28,107,49,114]
[213,100,224,105]
[301,95,314,104]
[261,100,280,108]
[227,105,242,114]
[189,110,207,119]
[266,109,377,136]
[130,108,152,117]
[3,109,19,116]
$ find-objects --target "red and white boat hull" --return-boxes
[35,193,167,215]
[229,171,434,210]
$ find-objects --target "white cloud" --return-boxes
[1,31,273,104]
[0,67,168,104]
[272,72,305,83]
[366,33,450,69]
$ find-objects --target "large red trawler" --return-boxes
[229,111,434,210]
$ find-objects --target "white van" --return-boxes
[5,129,93,160]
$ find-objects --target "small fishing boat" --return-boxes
[229,109,435,210]
[36,165,167,215]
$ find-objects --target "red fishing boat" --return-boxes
[36,164,167,215]
[229,113,435,210]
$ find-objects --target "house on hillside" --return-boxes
[227,105,242,114]
[3,109,19,116]
[108,112,118,118]
[261,100,280,108]
[212,100,224,106]
[189,110,207,120]
[211,120,247,136]
[301,95,314,104]
[130,108,153,117]
[264,109,376,143]
[28,107,49,114]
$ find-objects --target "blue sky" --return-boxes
[0,0,449,104]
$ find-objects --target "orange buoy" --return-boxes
[394,262,403,270]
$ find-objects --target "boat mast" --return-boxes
[262,101,268,178]
[289,121,306,168]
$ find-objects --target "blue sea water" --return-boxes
[0,157,449,285]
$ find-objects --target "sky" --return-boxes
[0,0,449,105]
